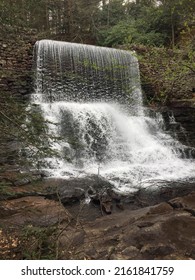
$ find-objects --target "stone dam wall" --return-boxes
[0,26,37,97]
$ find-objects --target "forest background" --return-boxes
[0,0,194,48]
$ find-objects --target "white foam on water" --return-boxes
[31,40,195,193]
[39,101,195,192]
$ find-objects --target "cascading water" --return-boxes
[32,39,195,193]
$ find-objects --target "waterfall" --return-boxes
[32,39,195,193]
[33,40,142,114]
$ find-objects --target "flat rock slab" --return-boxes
[1,176,195,259]
[0,196,71,227]
[58,198,195,260]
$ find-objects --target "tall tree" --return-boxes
[157,0,195,47]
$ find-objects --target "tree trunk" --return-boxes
[171,12,175,49]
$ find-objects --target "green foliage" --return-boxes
[98,18,166,47]
[21,225,57,259]
[138,43,195,105]
[152,0,195,47]
[0,92,57,169]
[98,20,136,47]
[96,0,126,27]
[0,182,13,197]
[97,0,195,48]
[0,0,100,42]
[0,0,194,47]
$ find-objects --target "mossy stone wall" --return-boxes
[0,25,37,97]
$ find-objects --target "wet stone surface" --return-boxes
[0,171,195,259]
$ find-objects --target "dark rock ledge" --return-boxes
[0,173,195,260]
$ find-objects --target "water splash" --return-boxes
[32,40,195,193]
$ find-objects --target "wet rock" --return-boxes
[170,100,195,109]
[100,194,113,214]
[1,173,195,260]
[168,107,195,148]
[58,175,114,206]
[136,182,195,207]
[14,177,31,187]
[169,192,195,214]
[58,192,195,260]
[148,202,173,214]
[59,187,86,204]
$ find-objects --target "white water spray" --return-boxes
[32,40,195,192]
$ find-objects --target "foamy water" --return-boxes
[31,40,195,192]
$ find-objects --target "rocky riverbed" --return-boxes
[1,170,195,260]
